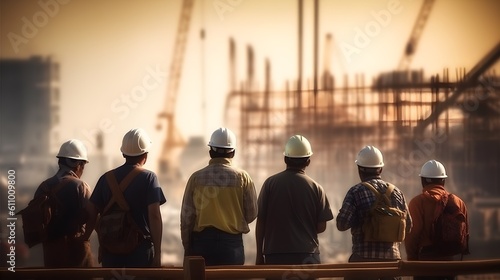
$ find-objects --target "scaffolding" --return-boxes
[226,64,500,193]
[224,41,500,258]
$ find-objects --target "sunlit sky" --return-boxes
[1,0,499,171]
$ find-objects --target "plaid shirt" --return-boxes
[180,157,258,252]
[336,177,412,260]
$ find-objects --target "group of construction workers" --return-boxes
[29,127,469,280]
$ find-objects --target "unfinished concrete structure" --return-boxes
[224,39,500,259]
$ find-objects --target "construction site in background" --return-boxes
[155,0,500,263]
[1,0,499,268]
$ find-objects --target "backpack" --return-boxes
[96,167,145,255]
[362,182,407,242]
[17,178,70,248]
[430,193,469,256]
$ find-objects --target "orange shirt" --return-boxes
[404,184,469,260]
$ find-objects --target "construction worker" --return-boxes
[255,135,333,278]
[34,139,94,267]
[85,128,166,268]
[336,145,412,280]
[405,160,469,280]
[180,127,258,265]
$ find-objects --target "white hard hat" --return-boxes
[120,128,152,156]
[208,127,236,150]
[57,139,89,162]
[284,135,313,158]
[420,160,448,178]
[355,145,384,168]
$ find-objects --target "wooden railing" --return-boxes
[1,258,499,279]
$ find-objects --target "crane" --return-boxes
[373,0,435,89]
[157,0,195,181]
[373,0,435,125]
[398,0,435,71]
[414,42,500,135]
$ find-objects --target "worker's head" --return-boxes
[121,128,152,164]
[419,160,447,187]
[356,145,384,178]
[208,127,236,158]
[57,139,89,178]
[283,135,313,168]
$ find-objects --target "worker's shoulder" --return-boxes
[261,171,284,185]
[38,175,56,186]
[234,165,253,176]
[128,168,160,184]
[217,162,252,177]
[367,179,403,192]
[42,174,84,186]
[63,175,88,186]
[386,182,407,196]
[114,165,157,175]
[190,164,213,176]
[100,166,159,183]
[448,192,467,208]
[137,167,157,176]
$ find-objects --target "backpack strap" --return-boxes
[39,176,73,211]
[102,167,143,214]
[17,179,68,216]
[432,193,450,221]
[361,182,380,198]
[384,183,395,204]
[361,181,394,206]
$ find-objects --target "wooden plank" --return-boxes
[184,256,206,280]
[1,259,499,279]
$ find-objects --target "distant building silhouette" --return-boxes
[0,56,60,187]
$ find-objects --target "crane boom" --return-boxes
[398,0,435,71]
[158,0,195,179]
[414,42,500,135]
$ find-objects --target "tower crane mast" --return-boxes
[158,0,195,180]
[398,0,435,71]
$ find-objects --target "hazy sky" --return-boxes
[1,0,499,171]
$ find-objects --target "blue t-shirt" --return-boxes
[90,163,166,235]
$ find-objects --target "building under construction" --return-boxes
[218,2,500,260]
[223,41,500,260]
[156,0,500,262]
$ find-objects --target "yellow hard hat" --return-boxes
[284,135,313,158]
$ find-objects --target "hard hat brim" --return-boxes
[355,160,384,168]
[56,155,89,163]
[419,174,448,178]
